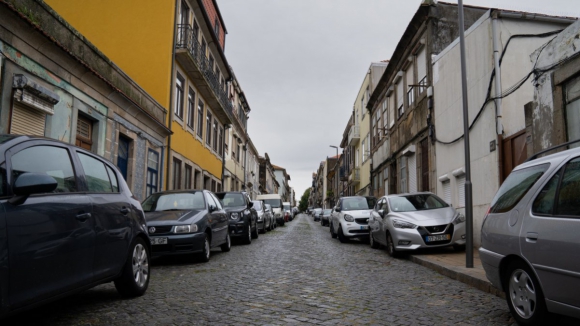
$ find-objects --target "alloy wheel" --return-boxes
[509,268,538,319]
[132,243,149,288]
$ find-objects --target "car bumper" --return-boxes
[257,220,265,229]
[340,222,370,238]
[229,221,250,238]
[150,232,206,257]
[479,247,505,290]
[390,223,466,251]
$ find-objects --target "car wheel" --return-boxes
[330,222,337,238]
[199,233,211,262]
[337,226,348,243]
[370,232,380,249]
[114,237,150,297]
[504,260,548,326]
[251,220,259,239]
[220,233,231,252]
[386,232,399,258]
[243,224,252,245]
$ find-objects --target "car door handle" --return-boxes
[120,207,129,215]
[76,212,91,222]
[526,232,538,243]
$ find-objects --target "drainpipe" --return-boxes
[221,124,231,188]
[492,12,504,181]
[166,0,179,190]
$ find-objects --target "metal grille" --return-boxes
[77,117,91,139]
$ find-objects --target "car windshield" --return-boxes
[341,197,374,211]
[217,193,246,207]
[142,192,205,212]
[263,199,281,208]
[283,204,291,211]
[490,163,549,213]
[252,201,262,210]
[388,194,448,212]
[323,209,332,214]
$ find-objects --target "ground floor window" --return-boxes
[146,149,159,197]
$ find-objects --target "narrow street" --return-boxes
[5,214,515,325]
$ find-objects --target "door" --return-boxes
[522,156,580,308]
[421,138,429,192]
[77,151,131,278]
[117,135,130,181]
[206,192,228,246]
[5,143,94,307]
[502,130,527,182]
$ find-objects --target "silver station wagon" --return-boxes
[480,144,580,325]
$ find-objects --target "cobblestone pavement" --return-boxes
[5,214,516,325]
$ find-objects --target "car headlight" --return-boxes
[392,219,417,229]
[230,212,240,220]
[257,214,263,221]
[452,213,465,225]
[174,224,198,234]
[344,214,354,222]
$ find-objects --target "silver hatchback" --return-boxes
[480,145,580,325]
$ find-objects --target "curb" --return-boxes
[407,255,505,299]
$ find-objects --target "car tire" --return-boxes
[251,221,259,239]
[114,237,150,297]
[199,233,211,262]
[337,226,348,243]
[330,222,337,238]
[243,224,252,244]
[504,260,549,326]
[386,232,399,258]
[370,232,380,249]
[221,233,231,252]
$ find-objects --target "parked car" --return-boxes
[256,194,284,226]
[292,206,299,218]
[0,135,151,318]
[320,208,332,226]
[265,204,276,229]
[480,144,580,325]
[330,196,376,243]
[252,200,272,233]
[369,192,466,256]
[216,192,258,244]
[311,208,322,221]
[307,206,313,215]
[283,202,293,222]
[144,189,231,261]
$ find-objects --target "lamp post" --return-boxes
[329,145,339,207]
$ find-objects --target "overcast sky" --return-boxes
[218,0,580,200]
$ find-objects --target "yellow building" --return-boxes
[46,0,235,192]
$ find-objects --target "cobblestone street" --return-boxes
[5,214,514,325]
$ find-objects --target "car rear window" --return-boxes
[490,163,549,214]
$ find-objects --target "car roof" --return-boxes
[514,147,580,172]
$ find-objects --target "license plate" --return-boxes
[425,234,450,242]
[360,225,368,230]
[151,237,168,245]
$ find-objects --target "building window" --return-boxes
[194,169,201,189]
[173,157,182,190]
[76,114,93,150]
[197,99,204,138]
[146,149,159,197]
[565,74,580,146]
[185,164,192,189]
[237,143,241,162]
[187,88,195,129]
[212,119,218,151]
[211,180,217,192]
[218,126,224,155]
[206,111,212,146]
[209,54,215,74]
[396,80,404,118]
[417,46,427,94]
[193,20,199,41]
[214,18,220,39]
[406,67,414,107]
[201,38,207,57]
[175,73,185,120]
[457,174,466,207]
[442,179,451,204]
[117,134,131,181]
[382,98,388,133]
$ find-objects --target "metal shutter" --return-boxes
[11,102,45,136]
[457,175,466,207]
[442,180,451,204]
[409,154,417,193]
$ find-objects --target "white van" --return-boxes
[282,202,292,221]
[256,194,284,226]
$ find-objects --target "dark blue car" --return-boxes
[0,135,151,318]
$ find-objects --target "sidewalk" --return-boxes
[408,247,505,299]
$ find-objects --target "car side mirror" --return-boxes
[378,209,385,218]
[209,204,217,212]
[248,201,254,208]
[10,173,58,205]
[335,207,341,212]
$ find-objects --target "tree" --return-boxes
[298,188,311,212]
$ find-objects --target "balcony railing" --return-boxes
[349,167,360,184]
[348,125,360,146]
[339,166,348,181]
[175,24,232,123]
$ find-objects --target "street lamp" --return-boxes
[329,145,338,158]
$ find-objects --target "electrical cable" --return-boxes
[434,30,565,145]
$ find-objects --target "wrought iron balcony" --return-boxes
[339,167,348,181]
[349,167,360,185]
[348,125,360,146]
[175,24,232,124]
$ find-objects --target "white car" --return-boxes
[330,196,377,243]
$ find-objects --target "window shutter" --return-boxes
[457,175,466,207]
[408,154,417,193]
[11,102,45,136]
[417,47,427,83]
[442,180,451,204]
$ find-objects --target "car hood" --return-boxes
[390,207,456,225]
[145,210,204,225]
[223,206,247,213]
[342,210,372,218]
